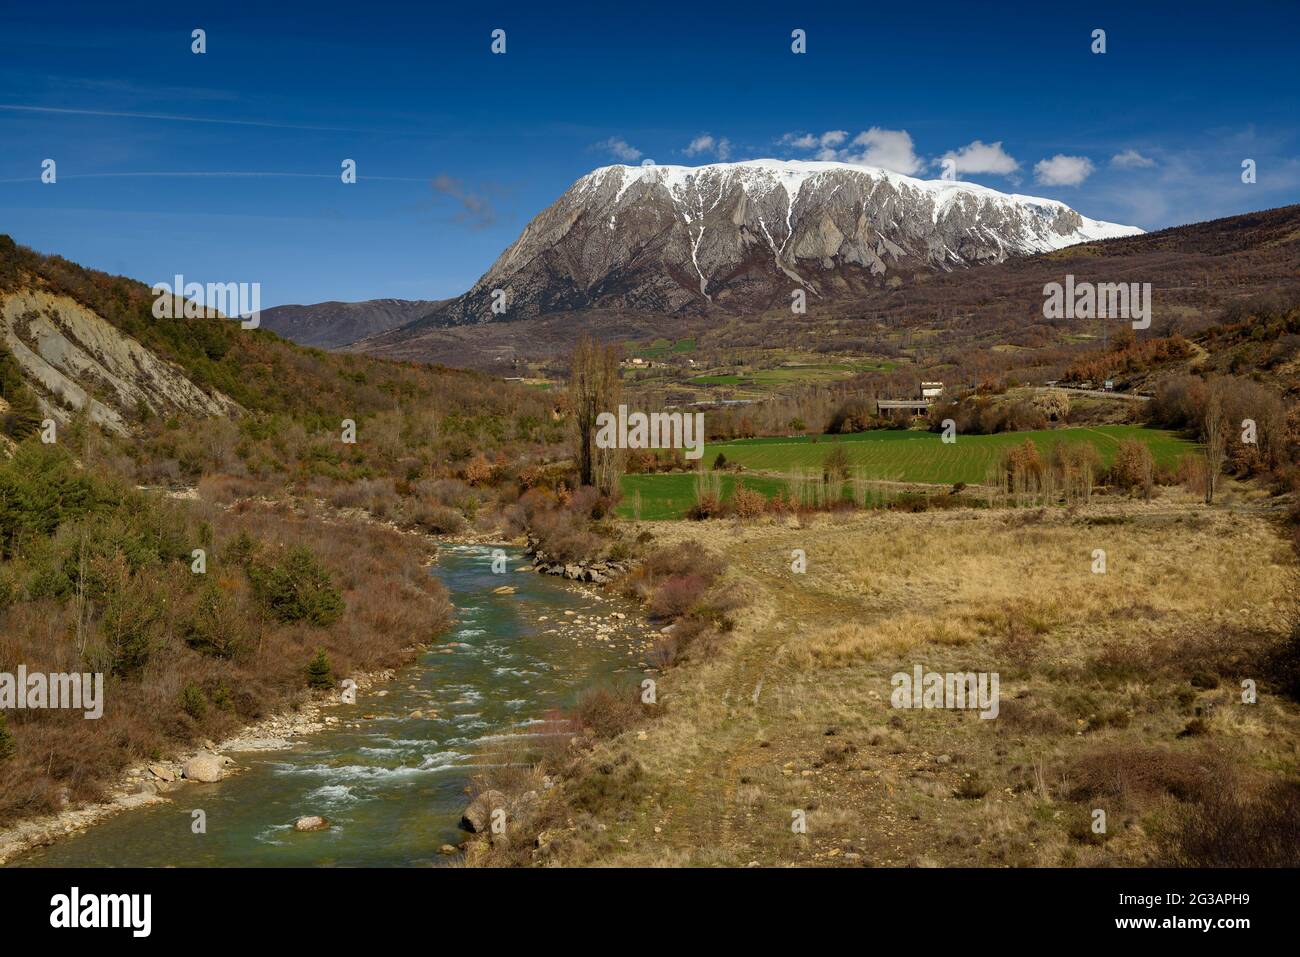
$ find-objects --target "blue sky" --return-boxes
[1,0,1297,307]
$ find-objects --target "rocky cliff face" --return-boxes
[401,159,1142,329]
[1,289,239,435]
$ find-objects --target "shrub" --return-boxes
[1161,780,1300,867]
[574,683,649,738]
[183,582,250,659]
[529,504,605,563]
[822,444,850,484]
[96,556,167,676]
[648,573,708,620]
[0,441,106,558]
[1109,439,1154,495]
[0,566,17,610]
[222,529,259,566]
[306,648,334,690]
[730,481,767,519]
[0,712,15,762]
[1064,745,1227,809]
[686,495,722,520]
[567,750,645,815]
[0,343,41,440]
[463,452,495,485]
[249,545,345,626]
[410,502,466,534]
[688,470,723,521]
[180,682,207,721]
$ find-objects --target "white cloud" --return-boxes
[843,128,923,174]
[683,133,733,161]
[939,140,1020,176]
[1034,154,1096,186]
[1111,149,1156,169]
[594,137,642,162]
[781,127,921,175]
[780,130,848,151]
[684,134,714,155]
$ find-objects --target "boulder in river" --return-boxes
[181,752,227,783]
[293,815,330,832]
[459,789,506,833]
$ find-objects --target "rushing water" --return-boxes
[15,545,648,867]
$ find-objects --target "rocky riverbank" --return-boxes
[0,668,399,866]
[525,534,630,584]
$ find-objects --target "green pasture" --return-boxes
[617,425,1197,519]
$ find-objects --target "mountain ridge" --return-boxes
[372,158,1141,340]
[349,203,1300,372]
[259,297,448,349]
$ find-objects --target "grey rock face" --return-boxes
[426,160,1142,325]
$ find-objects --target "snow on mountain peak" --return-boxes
[580,158,1142,246]
[424,157,1145,324]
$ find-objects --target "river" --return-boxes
[13,545,649,867]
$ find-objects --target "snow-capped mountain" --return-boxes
[414,159,1143,326]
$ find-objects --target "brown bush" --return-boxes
[1108,439,1154,495]
[529,505,605,563]
[409,502,466,534]
[648,574,709,620]
[1063,745,1230,809]
[1160,780,1300,867]
[462,452,495,486]
[686,494,722,520]
[730,481,767,519]
[573,683,651,739]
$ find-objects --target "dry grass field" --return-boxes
[502,488,1300,867]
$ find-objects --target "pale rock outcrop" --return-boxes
[0,289,239,435]
[181,752,230,783]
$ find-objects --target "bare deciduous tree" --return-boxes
[1203,391,1227,504]
[569,334,622,491]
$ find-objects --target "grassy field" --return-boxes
[709,425,1195,483]
[618,426,1197,519]
[618,473,787,520]
[690,374,744,386]
[518,501,1300,867]
[689,360,899,392]
[632,337,696,358]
